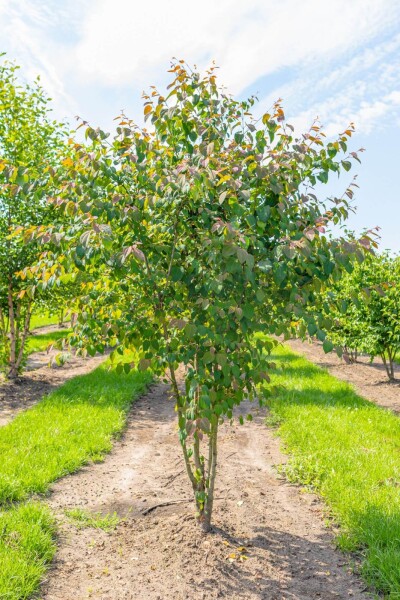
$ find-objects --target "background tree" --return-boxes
[326,252,400,379]
[33,281,80,329]
[0,55,67,377]
[29,62,374,530]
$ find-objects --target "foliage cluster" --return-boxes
[27,62,375,528]
[326,252,400,379]
[0,55,69,376]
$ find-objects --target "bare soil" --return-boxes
[288,339,400,413]
[41,381,369,600]
[0,350,106,427]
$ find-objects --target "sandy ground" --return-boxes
[0,350,106,427]
[288,339,400,413]
[41,381,369,600]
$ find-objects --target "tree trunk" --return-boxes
[6,279,20,379]
[14,303,32,374]
[201,419,219,532]
[381,351,395,382]
[166,359,219,532]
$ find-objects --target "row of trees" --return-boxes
[326,252,400,380]
[0,56,76,376]
[1,55,386,528]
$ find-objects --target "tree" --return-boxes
[328,253,400,379]
[0,56,67,377]
[29,62,373,530]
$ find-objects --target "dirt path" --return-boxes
[288,339,400,413]
[0,351,106,427]
[41,382,369,600]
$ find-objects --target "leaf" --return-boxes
[132,245,145,262]
[342,160,352,172]
[170,265,183,281]
[323,339,334,353]
[203,351,214,364]
[308,323,318,336]
[184,324,197,339]
[273,263,287,286]
[139,358,151,370]
[237,248,248,265]
[216,352,227,367]
[258,259,272,273]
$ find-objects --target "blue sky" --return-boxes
[1,0,399,250]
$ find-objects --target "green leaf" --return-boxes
[323,339,334,353]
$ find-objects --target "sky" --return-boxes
[1,0,399,251]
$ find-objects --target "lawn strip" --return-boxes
[0,358,152,503]
[30,313,60,330]
[268,343,400,597]
[0,357,152,598]
[0,502,55,600]
[25,329,72,356]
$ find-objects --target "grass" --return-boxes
[0,358,152,504]
[0,503,55,600]
[30,313,60,330]
[0,356,152,599]
[267,343,400,598]
[65,508,121,532]
[25,329,71,355]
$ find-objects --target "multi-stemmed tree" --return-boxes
[0,56,67,377]
[28,62,373,529]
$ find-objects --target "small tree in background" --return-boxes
[0,55,67,377]
[29,62,374,529]
[323,261,372,363]
[328,253,400,379]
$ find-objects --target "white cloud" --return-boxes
[0,0,83,117]
[1,0,400,135]
[255,29,400,137]
[74,0,400,93]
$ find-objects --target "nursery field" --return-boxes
[1,55,400,600]
[0,342,399,598]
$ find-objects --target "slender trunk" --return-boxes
[381,352,394,382]
[168,362,197,490]
[7,277,17,378]
[0,305,7,345]
[201,419,219,532]
[388,348,395,381]
[59,308,64,327]
[14,303,32,373]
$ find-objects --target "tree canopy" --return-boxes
[0,56,67,376]
[27,62,375,528]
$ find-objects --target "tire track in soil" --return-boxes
[41,382,370,600]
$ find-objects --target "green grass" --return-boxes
[65,508,121,532]
[30,313,59,330]
[25,329,71,355]
[0,502,55,600]
[0,356,152,599]
[267,344,400,598]
[0,359,152,504]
